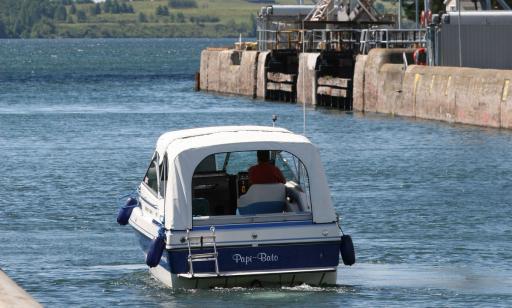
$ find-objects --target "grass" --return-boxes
[60,0,306,37]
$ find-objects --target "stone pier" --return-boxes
[200,48,259,97]
[0,269,41,307]
[200,48,354,108]
[199,47,512,129]
[353,48,512,129]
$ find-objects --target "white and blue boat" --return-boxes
[117,126,355,288]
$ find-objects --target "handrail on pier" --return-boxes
[257,29,361,52]
[257,28,427,54]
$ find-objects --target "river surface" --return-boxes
[0,38,511,307]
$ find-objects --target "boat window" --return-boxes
[191,150,312,223]
[195,153,227,173]
[225,151,257,175]
[143,155,159,194]
[158,155,168,198]
[275,152,298,183]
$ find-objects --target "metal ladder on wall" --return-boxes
[186,226,219,277]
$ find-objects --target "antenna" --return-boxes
[302,20,306,136]
[272,114,277,127]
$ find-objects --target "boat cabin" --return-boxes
[139,126,336,231]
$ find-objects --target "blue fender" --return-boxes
[146,228,166,268]
[117,197,138,225]
[340,234,356,266]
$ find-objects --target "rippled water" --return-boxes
[1,39,511,307]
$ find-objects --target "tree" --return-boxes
[249,13,256,36]
[76,9,87,22]
[103,0,112,13]
[111,0,121,14]
[94,3,101,15]
[55,5,67,21]
[138,12,148,23]
[169,0,198,9]
[30,18,56,38]
[0,20,6,38]
[156,6,170,16]
[176,12,185,23]
[6,0,60,37]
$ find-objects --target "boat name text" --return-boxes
[232,253,279,265]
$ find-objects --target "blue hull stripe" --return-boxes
[135,230,340,274]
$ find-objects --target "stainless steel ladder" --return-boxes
[186,226,219,277]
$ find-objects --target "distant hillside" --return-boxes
[0,0,466,39]
[0,0,300,38]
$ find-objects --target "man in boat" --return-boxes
[248,150,286,185]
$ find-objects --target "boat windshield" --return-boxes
[191,150,312,223]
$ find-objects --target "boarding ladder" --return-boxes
[185,226,220,277]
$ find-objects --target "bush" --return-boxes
[138,12,148,23]
[192,15,220,23]
[31,18,56,38]
[176,12,186,23]
[55,5,68,21]
[168,0,197,9]
[156,6,170,16]
[76,10,87,22]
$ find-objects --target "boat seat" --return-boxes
[237,184,286,215]
[192,198,210,216]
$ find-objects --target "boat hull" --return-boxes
[149,263,337,288]
[134,228,340,288]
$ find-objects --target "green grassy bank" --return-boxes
[0,0,299,38]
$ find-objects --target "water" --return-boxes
[1,38,511,307]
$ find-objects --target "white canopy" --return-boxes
[155,126,336,230]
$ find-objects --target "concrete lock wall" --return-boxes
[353,48,512,129]
[352,54,368,111]
[297,52,320,105]
[256,51,271,99]
[199,50,259,97]
[358,48,413,113]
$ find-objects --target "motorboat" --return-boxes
[117,126,355,288]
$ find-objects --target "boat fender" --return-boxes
[340,235,356,266]
[146,228,166,268]
[116,197,138,226]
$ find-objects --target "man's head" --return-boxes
[257,150,270,163]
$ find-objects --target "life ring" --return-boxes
[413,48,427,65]
[340,234,356,266]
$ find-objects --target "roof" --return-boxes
[155,126,310,160]
[151,126,336,230]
